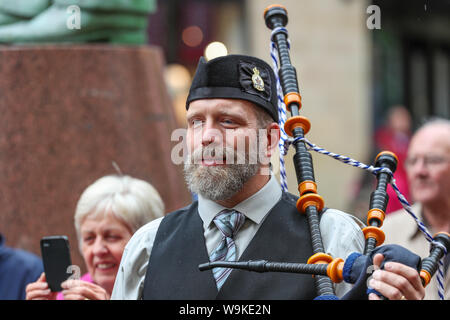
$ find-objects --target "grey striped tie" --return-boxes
[209,209,245,290]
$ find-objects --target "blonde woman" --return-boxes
[26,175,164,300]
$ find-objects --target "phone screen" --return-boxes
[40,236,72,292]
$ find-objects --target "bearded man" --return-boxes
[111,55,425,300]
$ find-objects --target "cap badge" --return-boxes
[251,67,265,92]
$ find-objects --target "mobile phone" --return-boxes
[40,236,72,292]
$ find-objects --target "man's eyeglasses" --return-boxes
[405,155,449,168]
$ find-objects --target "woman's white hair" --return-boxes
[74,175,165,244]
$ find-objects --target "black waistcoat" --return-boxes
[142,192,317,300]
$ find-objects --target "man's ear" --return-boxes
[265,122,280,158]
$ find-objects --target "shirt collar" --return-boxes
[198,174,282,229]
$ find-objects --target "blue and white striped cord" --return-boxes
[288,135,447,300]
[270,27,290,192]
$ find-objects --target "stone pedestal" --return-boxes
[0,45,191,272]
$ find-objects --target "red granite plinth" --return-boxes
[0,45,191,273]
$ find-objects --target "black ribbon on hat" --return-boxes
[239,61,272,103]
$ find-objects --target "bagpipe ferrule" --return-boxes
[284,116,310,136]
[366,208,386,227]
[283,92,302,112]
[375,150,398,167]
[264,4,288,31]
[297,193,325,214]
[298,181,317,196]
[307,253,333,280]
[327,258,345,284]
[420,269,432,287]
[362,226,385,247]
[307,252,333,265]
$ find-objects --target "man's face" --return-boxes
[183,98,273,200]
[405,124,450,205]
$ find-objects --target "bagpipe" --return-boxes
[199,4,449,300]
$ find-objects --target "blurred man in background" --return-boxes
[383,118,450,299]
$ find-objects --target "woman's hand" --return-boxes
[25,273,58,300]
[61,279,110,300]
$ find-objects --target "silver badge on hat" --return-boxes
[252,67,265,92]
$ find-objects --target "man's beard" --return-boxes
[183,145,260,201]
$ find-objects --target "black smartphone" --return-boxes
[40,235,72,292]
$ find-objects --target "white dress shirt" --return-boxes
[111,175,365,299]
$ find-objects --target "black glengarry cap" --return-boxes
[186,54,279,123]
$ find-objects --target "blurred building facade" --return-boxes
[372,0,450,129]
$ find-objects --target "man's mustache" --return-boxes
[187,145,256,165]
